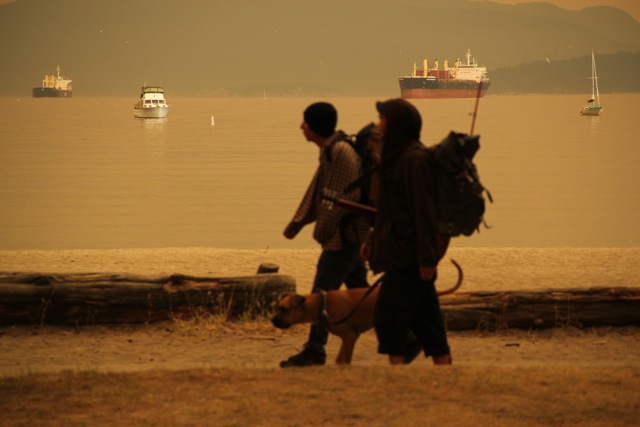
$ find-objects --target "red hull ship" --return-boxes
[398,49,490,99]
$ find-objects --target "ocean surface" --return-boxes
[1,94,639,250]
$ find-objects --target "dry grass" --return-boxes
[2,317,640,426]
[169,307,283,337]
[0,365,638,427]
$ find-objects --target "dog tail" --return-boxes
[437,259,463,296]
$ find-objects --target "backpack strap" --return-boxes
[324,130,351,163]
[343,145,404,195]
[325,130,372,205]
[344,162,380,195]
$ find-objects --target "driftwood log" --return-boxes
[0,265,638,330]
[0,264,295,326]
[440,287,640,331]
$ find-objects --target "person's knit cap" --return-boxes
[304,102,337,138]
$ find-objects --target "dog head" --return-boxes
[271,293,307,329]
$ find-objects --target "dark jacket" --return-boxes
[368,140,444,273]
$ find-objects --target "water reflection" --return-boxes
[586,114,601,135]
[140,117,167,136]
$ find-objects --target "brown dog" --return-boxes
[271,259,462,364]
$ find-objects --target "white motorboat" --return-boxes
[133,86,170,118]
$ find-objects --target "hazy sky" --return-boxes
[1,0,639,22]
[1,0,637,22]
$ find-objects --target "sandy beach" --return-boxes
[2,247,640,294]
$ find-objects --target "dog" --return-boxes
[271,259,463,365]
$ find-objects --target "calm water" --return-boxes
[1,94,639,250]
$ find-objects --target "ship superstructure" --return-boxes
[398,49,490,99]
[32,66,73,98]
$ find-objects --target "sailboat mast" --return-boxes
[591,51,600,105]
[580,50,602,116]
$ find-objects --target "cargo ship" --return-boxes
[398,49,490,99]
[32,66,73,98]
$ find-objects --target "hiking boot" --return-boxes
[404,340,423,364]
[279,348,326,368]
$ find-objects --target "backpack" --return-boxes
[338,127,491,238]
[429,131,492,237]
[326,123,382,207]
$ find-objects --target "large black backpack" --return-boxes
[429,131,492,237]
[339,128,491,238]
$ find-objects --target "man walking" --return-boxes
[280,102,369,367]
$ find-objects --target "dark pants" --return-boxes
[304,242,369,355]
[374,263,450,358]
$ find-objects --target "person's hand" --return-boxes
[283,223,299,239]
[359,242,370,260]
[419,266,436,281]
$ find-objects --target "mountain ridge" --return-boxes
[1,0,639,96]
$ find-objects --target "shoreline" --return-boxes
[1,247,639,295]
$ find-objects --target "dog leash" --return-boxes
[330,274,385,326]
[318,289,330,329]
[327,259,462,327]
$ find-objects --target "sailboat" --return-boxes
[580,51,602,116]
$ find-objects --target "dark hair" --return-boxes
[304,102,337,138]
[376,99,422,160]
